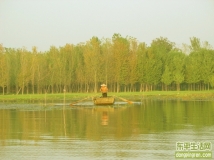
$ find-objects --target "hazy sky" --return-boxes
[1,0,214,51]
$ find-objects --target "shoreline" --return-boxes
[0,91,214,102]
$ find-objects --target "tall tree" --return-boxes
[185,52,202,90]
[16,48,31,94]
[112,34,130,92]
[186,37,214,90]
[74,44,85,92]
[150,37,174,90]
[100,38,112,85]
[161,65,172,91]
[128,37,138,91]
[190,37,201,52]
[168,50,186,91]
[143,48,162,91]
[46,46,61,93]
[136,42,147,91]
[198,49,214,90]
[84,37,101,92]
[5,48,19,94]
[61,44,76,92]
[30,46,39,94]
[0,44,9,95]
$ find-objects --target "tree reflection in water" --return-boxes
[0,101,214,142]
[101,111,108,126]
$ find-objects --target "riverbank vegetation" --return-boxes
[0,34,214,95]
[0,91,213,102]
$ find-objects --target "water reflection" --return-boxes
[101,111,108,125]
[0,100,214,159]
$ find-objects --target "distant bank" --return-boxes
[0,91,214,103]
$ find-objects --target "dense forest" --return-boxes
[0,34,214,95]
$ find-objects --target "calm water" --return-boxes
[0,100,214,160]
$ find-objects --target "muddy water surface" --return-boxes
[0,100,214,159]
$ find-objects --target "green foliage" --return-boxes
[190,37,201,52]
[169,50,186,91]
[0,44,9,95]
[0,36,214,94]
[161,65,172,85]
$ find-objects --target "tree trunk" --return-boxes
[117,82,119,93]
[94,71,97,93]
[176,83,180,91]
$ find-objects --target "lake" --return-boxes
[0,100,214,159]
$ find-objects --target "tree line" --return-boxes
[0,34,214,95]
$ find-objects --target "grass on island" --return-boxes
[0,90,214,102]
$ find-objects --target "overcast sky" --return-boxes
[0,0,214,51]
